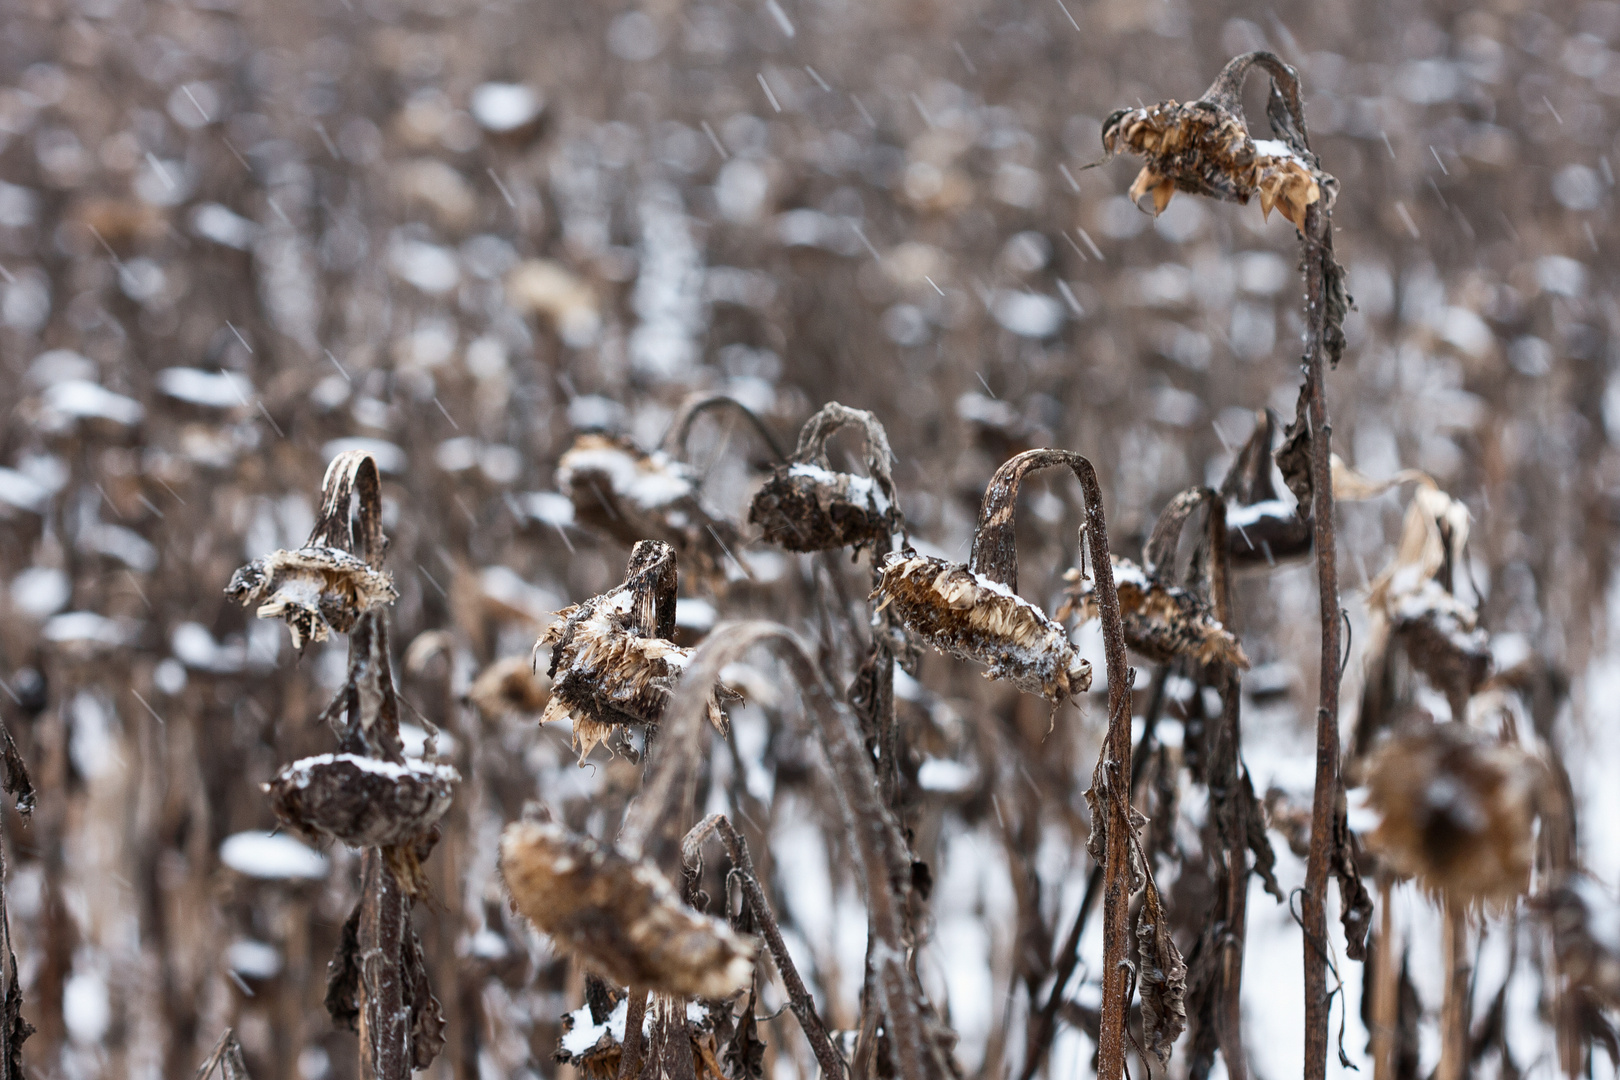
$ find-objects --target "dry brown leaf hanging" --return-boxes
[538,541,735,761]
[1136,878,1188,1063]
[1059,555,1248,669]
[556,433,742,586]
[749,401,902,554]
[499,820,756,999]
[1363,724,1543,906]
[226,451,397,649]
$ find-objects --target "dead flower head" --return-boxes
[499,819,756,999]
[468,656,551,719]
[1059,556,1248,669]
[226,451,397,649]
[1367,483,1493,714]
[556,433,741,586]
[1099,52,1332,229]
[264,752,459,849]
[539,541,735,761]
[749,402,902,554]
[1364,724,1544,906]
[875,552,1091,703]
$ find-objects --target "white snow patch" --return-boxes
[220,831,330,880]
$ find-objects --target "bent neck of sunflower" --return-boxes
[661,392,789,464]
[790,402,899,501]
[309,450,387,569]
[1200,51,1305,139]
[968,449,1100,593]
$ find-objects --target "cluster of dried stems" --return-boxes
[1,11,1616,1080]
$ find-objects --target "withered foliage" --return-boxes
[499,820,756,999]
[1059,556,1247,669]
[539,541,735,760]
[749,401,902,554]
[557,433,742,586]
[1364,724,1544,906]
[1540,875,1620,1009]
[555,994,729,1080]
[1136,876,1188,1064]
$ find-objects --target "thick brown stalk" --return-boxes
[358,850,411,1080]
[1300,195,1345,1080]
[966,450,1133,1080]
[1207,504,1248,1080]
[1436,903,1471,1080]
[1018,668,1170,1080]
[617,988,649,1080]
[1370,878,1397,1080]
[683,813,846,1080]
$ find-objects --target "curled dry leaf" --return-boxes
[1364,724,1543,906]
[538,541,735,761]
[1136,879,1188,1064]
[748,401,902,554]
[874,552,1091,703]
[499,820,756,999]
[557,433,741,585]
[1059,556,1248,669]
[467,655,551,718]
[264,753,459,848]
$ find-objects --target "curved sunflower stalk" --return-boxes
[749,401,904,556]
[226,451,453,1080]
[1098,53,1355,1076]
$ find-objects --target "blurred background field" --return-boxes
[0,0,1618,1077]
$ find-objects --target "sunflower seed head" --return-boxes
[226,546,397,650]
[1060,556,1248,670]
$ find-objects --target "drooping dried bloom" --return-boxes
[499,820,756,998]
[1058,556,1248,669]
[264,753,459,849]
[1100,52,1332,229]
[467,656,551,719]
[1363,725,1543,906]
[227,546,397,649]
[1367,484,1493,714]
[539,541,733,760]
[226,451,397,649]
[556,433,740,585]
[749,402,902,554]
[874,552,1091,703]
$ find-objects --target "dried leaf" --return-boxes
[325,900,363,1032]
[500,820,757,998]
[1135,880,1187,1063]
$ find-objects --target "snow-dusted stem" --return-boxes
[967,450,1134,1079]
[1299,197,1346,1080]
[358,850,410,1080]
[632,622,923,1080]
[683,814,845,1080]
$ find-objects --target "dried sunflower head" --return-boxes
[557,433,741,586]
[264,752,458,849]
[468,656,551,719]
[226,450,397,649]
[1099,52,1332,229]
[499,820,756,999]
[1363,724,1543,906]
[874,552,1091,703]
[538,541,735,761]
[748,402,902,554]
[227,546,397,649]
[1059,556,1248,669]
